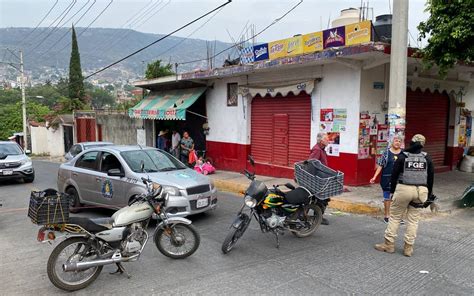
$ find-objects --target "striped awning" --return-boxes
[128,87,206,120]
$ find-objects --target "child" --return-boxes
[194,156,215,175]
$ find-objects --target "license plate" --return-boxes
[2,170,13,175]
[196,198,209,208]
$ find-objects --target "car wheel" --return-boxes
[66,187,81,213]
[24,173,35,183]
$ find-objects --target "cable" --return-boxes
[37,0,97,58]
[154,6,224,62]
[408,29,419,48]
[178,0,303,66]
[19,0,59,46]
[29,0,78,52]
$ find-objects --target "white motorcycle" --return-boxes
[37,177,200,291]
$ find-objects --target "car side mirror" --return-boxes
[108,168,125,177]
[25,149,31,155]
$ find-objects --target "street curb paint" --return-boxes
[213,179,382,216]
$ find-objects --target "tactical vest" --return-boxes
[399,152,428,186]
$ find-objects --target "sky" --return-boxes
[0,0,430,46]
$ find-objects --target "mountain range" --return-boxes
[0,27,233,81]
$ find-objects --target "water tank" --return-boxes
[331,8,360,28]
[373,14,392,43]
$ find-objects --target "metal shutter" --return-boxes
[251,93,311,167]
[406,89,450,167]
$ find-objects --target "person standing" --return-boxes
[374,134,434,257]
[156,130,168,151]
[309,132,329,165]
[171,130,181,158]
[308,132,330,225]
[370,136,402,223]
[180,131,194,164]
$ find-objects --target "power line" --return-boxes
[178,0,303,66]
[37,0,97,59]
[29,0,78,52]
[19,0,59,46]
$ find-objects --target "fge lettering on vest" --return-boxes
[405,161,426,170]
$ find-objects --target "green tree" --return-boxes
[0,102,50,140]
[145,60,174,79]
[68,25,85,102]
[418,0,474,76]
[89,88,116,109]
[0,88,21,105]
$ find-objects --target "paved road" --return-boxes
[0,161,473,295]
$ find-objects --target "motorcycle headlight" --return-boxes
[162,186,181,196]
[244,195,257,208]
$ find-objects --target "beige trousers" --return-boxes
[384,184,428,245]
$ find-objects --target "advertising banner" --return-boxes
[323,26,346,49]
[240,46,255,64]
[286,36,303,57]
[303,31,324,53]
[269,38,288,60]
[253,43,269,61]
[345,20,371,46]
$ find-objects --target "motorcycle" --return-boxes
[37,177,200,291]
[221,156,325,254]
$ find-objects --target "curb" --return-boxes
[214,179,382,216]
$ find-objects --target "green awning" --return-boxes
[128,87,206,120]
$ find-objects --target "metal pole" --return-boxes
[20,50,28,150]
[388,0,408,145]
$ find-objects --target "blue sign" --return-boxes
[240,46,255,64]
[253,43,269,61]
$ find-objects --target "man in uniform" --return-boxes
[374,134,434,257]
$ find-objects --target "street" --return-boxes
[0,160,473,295]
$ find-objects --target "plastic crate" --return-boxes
[28,189,69,225]
[294,160,344,199]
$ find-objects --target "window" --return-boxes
[0,143,22,156]
[75,151,99,170]
[227,83,238,106]
[100,152,122,173]
[69,145,82,156]
[121,149,186,173]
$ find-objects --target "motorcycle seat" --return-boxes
[69,217,114,233]
[284,187,311,205]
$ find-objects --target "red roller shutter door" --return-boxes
[251,93,311,167]
[406,89,449,167]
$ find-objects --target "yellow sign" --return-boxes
[303,31,323,53]
[269,36,303,60]
[286,36,303,57]
[345,20,371,46]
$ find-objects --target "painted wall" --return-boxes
[46,125,66,157]
[30,126,48,155]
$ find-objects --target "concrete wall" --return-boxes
[30,125,67,157]
[96,114,143,145]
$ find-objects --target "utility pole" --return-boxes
[20,49,28,150]
[388,0,409,144]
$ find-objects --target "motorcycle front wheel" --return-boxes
[154,223,200,259]
[221,213,251,254]
[47,237,103,292]
[292,203,323,238]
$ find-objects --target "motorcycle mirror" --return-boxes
[248,155,255,166]
[140,160,145,173]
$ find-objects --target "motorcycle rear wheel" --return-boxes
[221,213,250,254]
[292,204,323,238]
[154,223,200,259]
[47,237,102,292]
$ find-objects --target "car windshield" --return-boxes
[0,143,23,158]
[121,149,187,173]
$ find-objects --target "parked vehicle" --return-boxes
[57,145,217,216]
[221,156,325,253]
[0,141,34,183]
[38,178,200,291]
[64,141,114,161]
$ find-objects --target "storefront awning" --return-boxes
[128,87,206,120]
[239,80,315,98]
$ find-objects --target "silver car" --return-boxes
[0,141,34,183]
[57,145,217,216]
[64,141,114,161]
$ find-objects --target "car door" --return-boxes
[95,151,125,207]
[72,151,101,204]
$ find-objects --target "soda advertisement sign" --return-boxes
[303,31,323,53]
[323,26,346,48]
[345,20,371,45]
[253,43,269,61]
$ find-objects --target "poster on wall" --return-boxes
[333,108,347,132]
[326,132,340,156]
[320,108,334,121]
[358,112,371,159]
[320,121,333,132]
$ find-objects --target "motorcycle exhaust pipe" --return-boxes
[63,253,139,272]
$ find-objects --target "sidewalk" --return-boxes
[209,169,473,218]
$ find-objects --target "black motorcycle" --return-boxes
[221,156,325,254]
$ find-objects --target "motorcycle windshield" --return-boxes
[246,180,268,202]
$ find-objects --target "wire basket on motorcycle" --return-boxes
[294,160,344,200]
[27,188,70,225]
